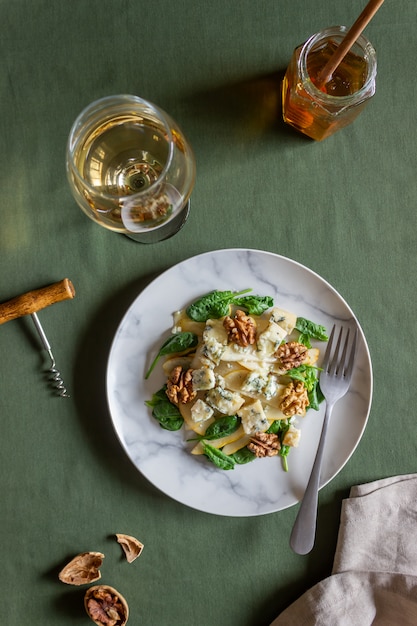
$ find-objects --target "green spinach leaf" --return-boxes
[231,447,256,465]
[145,386,184,431]
[186,289,252,322]
[203,415,240,440]
[279,444,291,472]
[201,441,235,470]
[266,419,288,434]
[145,331,198,379]
[286,364,323,410]
[296,317,328,348]
[233,295,274,316]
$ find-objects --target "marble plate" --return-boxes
[106,249,373,517]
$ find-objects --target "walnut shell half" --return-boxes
[84,585,129,626]
[116,533,144,563]
[58,552,104,586]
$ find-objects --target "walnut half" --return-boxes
[279,381,309,417]
[166,366,196,404]
[223,310,256,347]
[276,341,308,370]
[84,585,129,626]
[248,432,280,458]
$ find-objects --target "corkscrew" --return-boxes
[0,279,76,397]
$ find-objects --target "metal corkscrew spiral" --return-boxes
[31,312,70,397]
[0,278,75,397]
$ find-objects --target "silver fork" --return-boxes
[290,324,357,555]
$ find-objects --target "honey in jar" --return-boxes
[282,26,377,141]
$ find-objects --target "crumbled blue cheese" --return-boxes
[242,372,269,394]
[191,345,215,370]
[263,374,279,400]
[238,400,269,435]
[190,399,214,423]
[240,371,279,400]
[257,322,287,357]
[214,373,226,388]
[192,367,216,391]
[202,319,228,364]
[269,307,297,335]
[206,386,245,415]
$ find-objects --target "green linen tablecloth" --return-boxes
[1,1,416,625]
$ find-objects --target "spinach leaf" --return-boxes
[232,295,274,316]
[201,441,235,470]
[186,289,274,322]
[286,364,323,410]
[186,289,252,322]
[266,419,288,435]
[145,331,198,379]
[231,447,256,465]
[279,445,291,472]
[145,386,184,431]
[203,415,240,440]
[271,419,291,472]
[296,317,328,348]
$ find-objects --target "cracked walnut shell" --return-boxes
[223,310,256,347]
[279,381,309,417]
[116,533,144,563]
[85,585,129,626]
[166,365,197,404]
[58,552,104,586]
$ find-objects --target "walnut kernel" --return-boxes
[276,341,308,370]
[248,432,280,458]
[279,381,309,417]
[84,585,129,626]
[223,310,256,347]
[166,365,196,404]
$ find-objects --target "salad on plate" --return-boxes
[145,289,328,472]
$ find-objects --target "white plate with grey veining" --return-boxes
[106,248,372,517]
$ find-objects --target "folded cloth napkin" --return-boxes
[271,474,417,626]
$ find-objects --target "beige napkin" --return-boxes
[271,474,417,625]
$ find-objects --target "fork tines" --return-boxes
[324,324,357,379]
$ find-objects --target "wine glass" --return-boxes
[66,94,196,243]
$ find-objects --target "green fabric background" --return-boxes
[1,1,416,624]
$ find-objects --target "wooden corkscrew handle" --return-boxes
[0,278,76,325]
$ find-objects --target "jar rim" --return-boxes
[299,26,377,105]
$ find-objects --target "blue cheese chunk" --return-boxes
[202,319,228,364]
[269,307,297,335]
[238,400,269,435]
[192,367,216,391]
[206,386,245,415]
[263,374,279,400]
[241,372,269,394]
[257,322,287,357]
[191,399,214,423]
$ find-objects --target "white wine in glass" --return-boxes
[66,95,196,243]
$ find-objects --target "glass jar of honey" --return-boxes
[282,26,377,141]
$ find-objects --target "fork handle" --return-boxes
[290,402,334,555]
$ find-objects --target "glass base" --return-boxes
[124,200,191,244]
